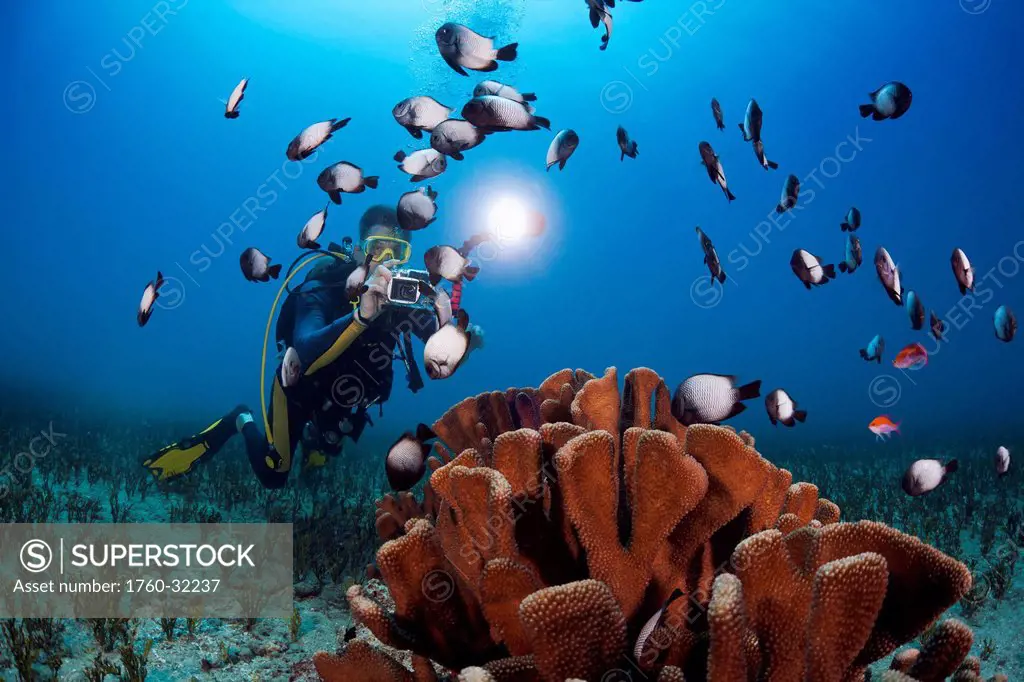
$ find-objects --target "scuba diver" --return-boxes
[142,205,446,488]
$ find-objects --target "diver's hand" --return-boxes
[356,265,393,323]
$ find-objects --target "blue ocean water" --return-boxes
[4,0,1023,458]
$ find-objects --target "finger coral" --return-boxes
[314,367,978,682]
[880,625,1001,682]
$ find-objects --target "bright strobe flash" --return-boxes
[486,196,545,244]
[488,197,529,242]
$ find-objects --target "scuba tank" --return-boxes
[275,242,356,350]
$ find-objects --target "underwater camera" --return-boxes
[387,269,436,310]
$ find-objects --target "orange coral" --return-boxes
[313,641,410,682]
[706,573,748,682]
[662,423,769,602]
[891,648,921,673]
[479,559,541,656]
[375,491,428,542]
[906,620,974,682]
[519,580,627,682]
[748,461,794,534]
[807,522,972,664]
[556,427,707,619]
[815,499,842,525]
[805,553,889,680]
[481,655,536,681]
[879,623,995,682]
[317,367,977,682]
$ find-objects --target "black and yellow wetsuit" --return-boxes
[142,256,438,488]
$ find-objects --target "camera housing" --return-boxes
[387,269,436,310]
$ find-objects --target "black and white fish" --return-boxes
[950,248,975,295]
[385,424,436,490]
[838,234,862,274]
[790,249,836,289]
[616,125,638,160]
[995,446,1011,477]
[698,141,735,202]
[397,187,439,232]
[317,162,379,205]
[840,207,861,232]
[671,374,762,426]
[473,80,536,106]
[435,22,518,76]
[584,0,614,50]
[995,304,1017,343]
[279,347,302,389]
[696,226,725,284]
[286,118,351,161]
[874,247,903,306]
[424,309,474,380]
[546,129,579,171]
[738,98,763,143]
[901,458,957,497]
[634,589,684,665]
[752,140,779,170]
[392,96,453,140]
[585,0,608,29]
[137,271,165,327]
[776,174,800,213]
[906,290,925,331]
[240,247,282,283]
[859,334,885,363]
[860,82,913,121]
[765,388,807,427]
[297,205,328,250]
[224,77,248,119]
[430,119,487,160]
[710,98,725,131]
[394,149,447,182]
[930,312,946,341]
[344,253,376,301]
[424,235,490,285]
[461,96,551,132]
[598,5,613,50]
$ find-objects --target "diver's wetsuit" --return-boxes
[143,257,439,488]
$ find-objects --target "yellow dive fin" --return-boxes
[304,449,328,469]
[141,419,221,481]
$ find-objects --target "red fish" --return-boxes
[868,416,900,441]
[892,342,928,370]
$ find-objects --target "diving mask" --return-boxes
[363,236,412,265]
